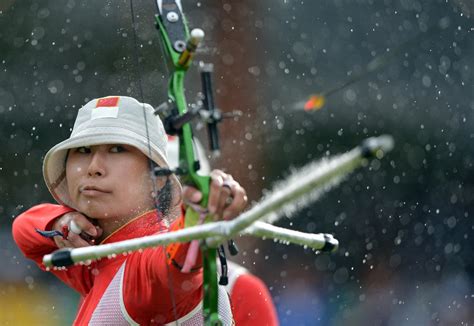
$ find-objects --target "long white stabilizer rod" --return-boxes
[43,135,393,268]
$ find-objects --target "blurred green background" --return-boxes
[1,0,472,325]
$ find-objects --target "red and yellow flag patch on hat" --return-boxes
[96,96,120,108]
[91,96,120,120]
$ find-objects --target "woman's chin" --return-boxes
[74,200,153,221]
[76,203,115,220]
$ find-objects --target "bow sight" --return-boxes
[154,62,225,155]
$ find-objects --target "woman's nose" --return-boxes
[87,151,106,177]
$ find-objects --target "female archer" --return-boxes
[12,95,248,325]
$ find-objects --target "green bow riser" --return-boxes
[155,2,220,325]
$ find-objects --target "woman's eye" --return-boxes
[110,145,126,153]
[76,146,91,153]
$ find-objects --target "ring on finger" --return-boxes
[222,179,236,191]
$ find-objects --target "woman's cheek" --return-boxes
[66,166,82,197]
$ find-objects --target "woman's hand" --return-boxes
[183,169,248,221]
[51,211,103,249]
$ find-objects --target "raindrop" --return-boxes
[333,267,349,284]
[37,8,50,19]
[248,66,260,76]
[343,89,357,105]
[422,75,431,87]
[446,216,457,229]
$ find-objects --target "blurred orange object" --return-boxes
[304,94,325,111]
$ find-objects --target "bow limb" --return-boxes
[155,0,210,202]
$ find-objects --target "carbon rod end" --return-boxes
[360,135,394,158]
[321,234,339,252]
[44,248,74,267]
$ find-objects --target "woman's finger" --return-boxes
[50,211,102,248]
[214,184,233,219]
[182,186,203,204]
[66,232,94,248]
[69,212,99,237]
[208,170,225,214]
[53,236,67,249]
[222,183,247,220]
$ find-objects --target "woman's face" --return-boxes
[66,144,159,220]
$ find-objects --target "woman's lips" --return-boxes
[80,186,110,196]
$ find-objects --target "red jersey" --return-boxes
[225,261,279,326]
[12,204,233,325]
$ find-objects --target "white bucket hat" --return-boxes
[43,96,182,211]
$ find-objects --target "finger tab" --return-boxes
[69,220,82,234]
